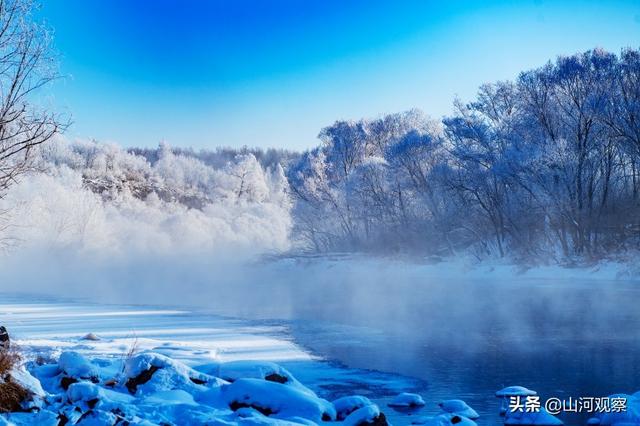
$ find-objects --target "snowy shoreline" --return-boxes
[0,296,426,425]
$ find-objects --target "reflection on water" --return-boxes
[229,275,640,425]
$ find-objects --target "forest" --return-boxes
[2,48,640,264]
[288,48,640,262]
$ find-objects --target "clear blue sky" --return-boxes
[41,0,640,150]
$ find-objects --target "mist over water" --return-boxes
[282,266,640,423]
[3,252,639,424]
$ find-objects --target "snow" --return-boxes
[222,378,335,422]
[1,411,58,426]
[210,360,312,395]
[0,137,293,263]
[333,395,375,420]
[9,366,46,401]
[343,404,382,426]
[438,399,479,419]
[496,386,538,397]
[496,386,539,417]
[123,352,218,395]
[496,386,562,426]
[0,296,421,426]
[3,291,633,426]
[20,349,348,425]
[388,392,426,407]
[1,300,312,364]
[58,351,100,380]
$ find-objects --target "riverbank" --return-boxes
[0,295,429,425]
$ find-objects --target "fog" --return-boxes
[1,137,639,399]
[2,241,638,353]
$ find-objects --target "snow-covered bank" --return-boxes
[273,253,640,282]
[0,296,429,425]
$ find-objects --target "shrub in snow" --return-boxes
[0,376,30,414]
[222,378,336,422]
[0,350,44,413]
[438,399,479,420]
[388,392,425,408]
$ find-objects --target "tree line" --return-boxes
[288,48,640,262]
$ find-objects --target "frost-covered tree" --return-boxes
[0,0,63,197]
[0,138,295,255]
[518,49,623,256]
[290,48,640,261]
[288,110,442,252]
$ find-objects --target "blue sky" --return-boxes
[41,0,640,150]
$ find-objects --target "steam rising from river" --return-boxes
[0,138,638,359]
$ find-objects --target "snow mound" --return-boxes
[207,360,312,395]
[343,404,386,426]
[333,395,375,420]
[222,378,336,423]
[438,399,479,419]
[496,386,539,416]
[124,352,219,395]
[496,386,538,397]
[7,365,46,410]
[58,351,100,379]
[388,392,426,407]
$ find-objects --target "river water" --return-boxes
[280,276,640,425]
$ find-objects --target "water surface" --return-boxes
[219,272,640,425]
